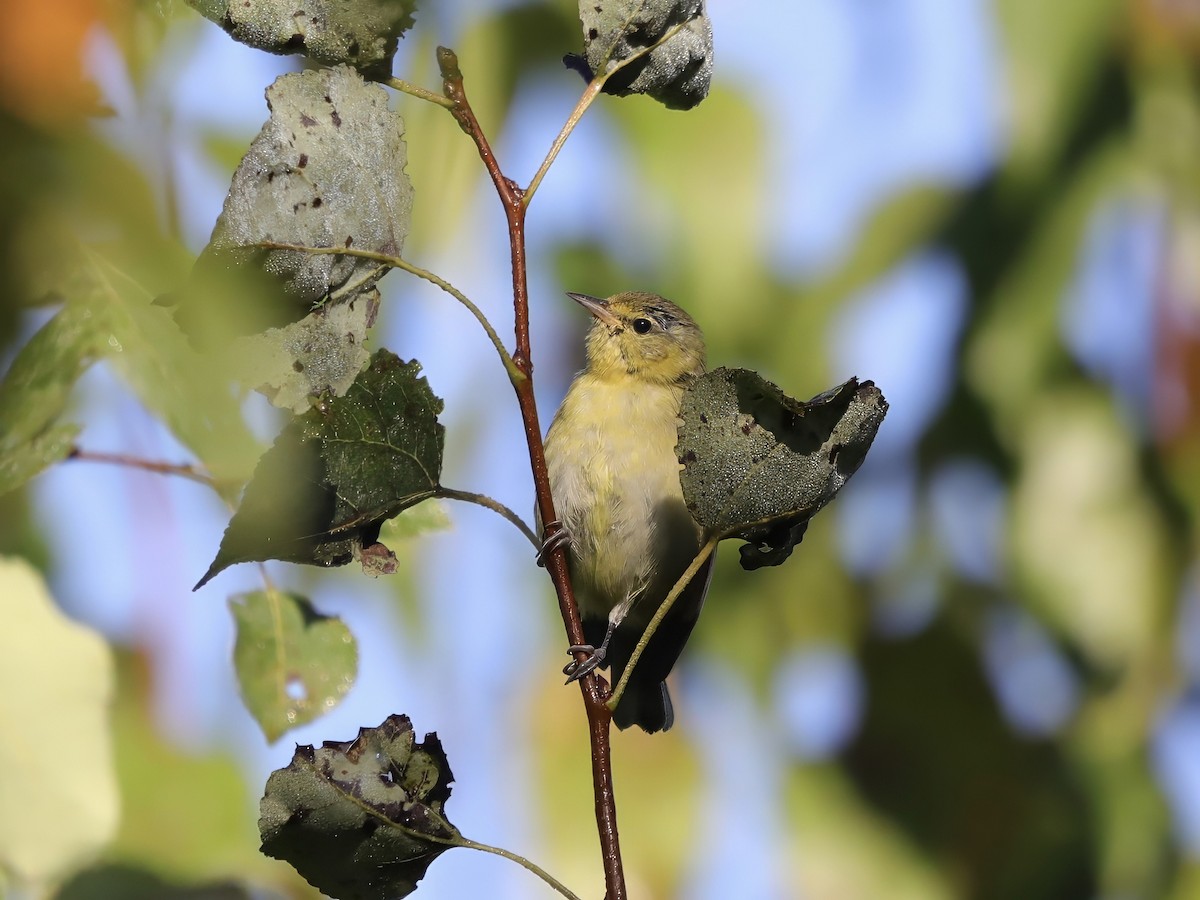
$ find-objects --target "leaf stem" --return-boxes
[382,75,456,109]
[522,79,602,207]
[608,534,720,714]
[456,837,584,900]
[522,19,690,208]
[255,241,523,384]
[434,487,539,549]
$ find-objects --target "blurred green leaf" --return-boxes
[197,350,444,587]
[993,0,1123,185]
[259,715,459,899]
[186,0,417,77]
[614,86,768,311]
[77,250,261,484]
[678,369,888,568]
[0,425,79,498]
[56,863,267,900]
[230,591,357,742]
[0,304,103,495]
[966,139,1132,433]
[108,653,276,885]
[379,497,451,541]
[845,615,1095,900]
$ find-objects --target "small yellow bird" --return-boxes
[543,291,714,732]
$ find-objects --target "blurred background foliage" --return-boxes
[2,1,1200,899]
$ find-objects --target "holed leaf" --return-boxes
[259,715,458,900]
[230,592,357,742]
[186,0,417,77]
[570,0,713,110]
[678,369,888,569]
[179,66,410,404]
[195,350,443,588]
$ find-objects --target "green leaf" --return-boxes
[230,591,357,742]
[0,304,106,495]
[259,715,459,900]
[677,369,888,569]
[572,0,713,110]
[180,66,411,411]
[108,654,272,884]
[0,305,101,446]
[69,249,262,486]
[196,350,444,588]
[993,0,1123,186]
[379,498,451,542]
[186,0,418,77]
[56,864,258,900]
[0,425,79,497]
[0,557,118,886]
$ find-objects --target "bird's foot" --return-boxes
[537,520,571,567]
[563,643,606,682]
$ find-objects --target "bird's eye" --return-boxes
[632,318,653,334]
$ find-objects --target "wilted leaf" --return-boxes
[0,557,118,885]
[259,715,459,900]
[571,0,713,110]
[677,369,888,569]
[230,592,357,742]
[186,0,418,77]
[196,350,443,588]
[180,66,410,379]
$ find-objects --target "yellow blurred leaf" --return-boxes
[1011,390,1169,665]
[0,557,118,886]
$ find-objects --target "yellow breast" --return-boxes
[544,373,702,619]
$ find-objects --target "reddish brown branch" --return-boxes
[437,47,627,900]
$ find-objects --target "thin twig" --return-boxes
[608,535,719,713]
[67,446,216,488]
[434,487,539,549]
[436,46,627,900]
[383,75,456,109]
[255,241,523,383]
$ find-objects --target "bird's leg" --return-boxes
[563,629,610,681]
[537,519,571,568]
[563,594,634,682]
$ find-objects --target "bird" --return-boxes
[542,290,714,732]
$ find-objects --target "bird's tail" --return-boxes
[612,676,673,733]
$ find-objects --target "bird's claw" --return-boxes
[537,521,571,568]
[563,644,605,682]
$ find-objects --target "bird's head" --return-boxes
[569,291,706,385]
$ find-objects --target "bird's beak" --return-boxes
[566,292,622,328]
